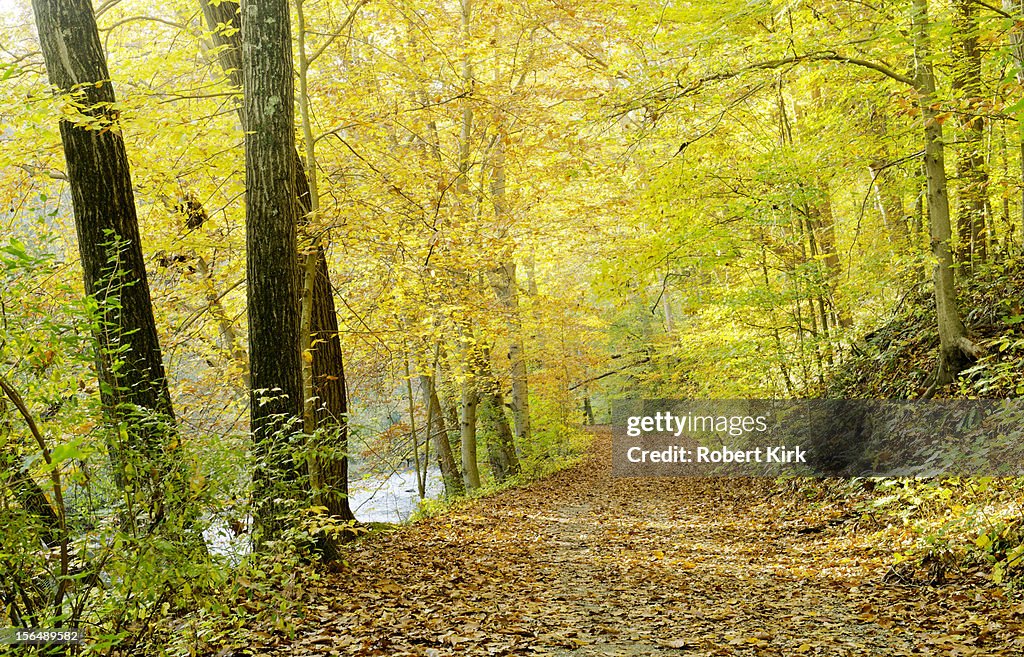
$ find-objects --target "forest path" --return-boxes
[279,428,1022,656]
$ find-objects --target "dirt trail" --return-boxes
[278,428,1022,656]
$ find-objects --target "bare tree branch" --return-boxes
[17,163,68,181]
[306,0,371,67]
[653,50,916,108]
[100,15,188,32]
[94,0,125,18]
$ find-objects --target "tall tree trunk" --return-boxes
[418,374,464,496]
[31,0,177,523]
[200,0,355,534]
[912,0,982,394]
[581,396,595,425]
[487,138,531,447]
[403,357,426,499]
[479,393,518,482]
[309,255,356,552]
[806,195,850,332]
[294,0,356,555]
[457,0,474,193]
[800,218,826,382]
[241,0,304,542]
[952,0,989,269]
[914,164,928,282]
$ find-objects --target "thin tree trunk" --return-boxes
[913,0,982,394]
[459,374,481,490]
[418,374,464,496]
[582,396,595,425]
[457,0,474,193]
[31,0,177,524]
[803,209,834,369]
[296,0,320,441]
[403,358,425,499]
[866,107,911,248]
[524,250,539,297]
[661,284,675,333]
[870,161,910,247]
[952,0,988,269]
[487,141,531,446]
[488,261,532,448]
[808,191,850,329]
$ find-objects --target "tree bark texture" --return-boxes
[912,0,980,391]
[241,0,304,540]
[202,0,354,527]
[476,356,520,482]
[31,0,176,515]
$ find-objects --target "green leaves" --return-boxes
[48,440,87,465]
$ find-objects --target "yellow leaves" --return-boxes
[200,428,1024,656]
[214,20,240,38]
[727,634,770,648]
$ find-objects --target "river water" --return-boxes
[203,466,444,561]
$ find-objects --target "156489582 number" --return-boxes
[0,628,85,645]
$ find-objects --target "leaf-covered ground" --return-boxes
[248,429,1023,656]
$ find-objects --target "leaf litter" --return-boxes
[232,429,1023,656]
